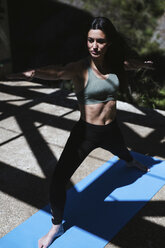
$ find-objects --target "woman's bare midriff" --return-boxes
[79,100,116,125]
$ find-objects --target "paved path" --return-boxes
[0,80,165,247]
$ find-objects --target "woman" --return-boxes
[9,17,150,248]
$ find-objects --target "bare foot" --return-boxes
[38,224,64,248]
[127,159,150,172]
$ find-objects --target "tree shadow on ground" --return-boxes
[1,0,165,246]
[0,80,164,246]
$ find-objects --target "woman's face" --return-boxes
[87,29,110,59]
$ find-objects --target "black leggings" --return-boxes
[49,118,133,224]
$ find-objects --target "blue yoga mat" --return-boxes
[0,152,165,248]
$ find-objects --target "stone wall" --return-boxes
[0,0,12,78]
[6,0,92,73]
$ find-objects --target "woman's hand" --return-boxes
[143,60,154,70]
[6,70,35,81]
[124,59,154,70]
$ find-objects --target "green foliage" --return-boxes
[127,67,165,109]
[136,87,165,110]
[82,0,165,55]
[148,0,165,16]
[152,88,165,109]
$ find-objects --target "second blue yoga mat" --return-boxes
[0,152,165,248]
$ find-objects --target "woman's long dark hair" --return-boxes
[88,17,129,73]
[90,17,117,43]
[87,16,138,93]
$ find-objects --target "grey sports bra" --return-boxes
[76,66,119,105]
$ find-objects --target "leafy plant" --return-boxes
[82,0,165,55]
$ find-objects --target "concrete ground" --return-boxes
[0,80,165,247]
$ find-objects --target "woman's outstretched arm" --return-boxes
[124,59,154,71]
[7,62,78,81]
